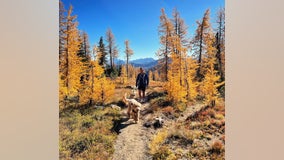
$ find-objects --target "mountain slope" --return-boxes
[114,58,158,69]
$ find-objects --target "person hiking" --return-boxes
[136,67,149,102]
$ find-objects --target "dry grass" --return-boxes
[59,107,121,160]
[148,99,225,160]
[149,129,169,154]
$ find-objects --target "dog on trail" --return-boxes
[122,93,142,123]
[129,86,137,99]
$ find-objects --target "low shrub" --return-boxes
[152,146,173,160]
[175,102,187,112]
[214,113,225,120]
[149,130,168,154]
[161,106,174,115]
[210,140,224,154]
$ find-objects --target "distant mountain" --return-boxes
[130,58,158,69]
[114,57,158,70]
[130,58,156,65]
[113,59,125,65]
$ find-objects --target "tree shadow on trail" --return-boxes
[147,91,166,100]
[147,91,171,107]
[111,117,135,134]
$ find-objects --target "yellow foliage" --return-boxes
[186,57,199,101]
[83,54,115,105]
[92,77,115,105]
[59,4,83,108]
[59,73,68,109]
[148,70,153,81]
[65,5,82,97]
[165,53,187,104]
[78,71,92,106]
[76,49,115,106]
[130,65,138,80]
[215,113,225,120]
[165,69,187,104]
[120,65,127,84]
[201,36,224,106]
[92,58,104,78]
[78,52,93,106]
[153,70,160,81]
[149,130,168,154]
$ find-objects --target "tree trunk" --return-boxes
[165,53,168,81]
[197,24,204,80]
[90,64,94,106]
[110,47,113,70]
[179,53,182,86]
[216,17,225,81]
[185,58,190,100]
[216,37,224,81]
[66,25,69,95]
[126,56,129,78]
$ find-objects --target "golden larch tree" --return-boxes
[78,32,93,106]
[165,67,187,104]
[124,40,134,78]
[120,65,127,84]
[191,9,212,80]
[201,36,224,106]
[65,5,82,98]
[185,57,199,101]
[171,8,189,86]
[91,51,115,105]
[128,64,135,80]
[59,3,82,108]
[106,28,118,70]
[153,70,160,81]
[59,0,66,57]
[148,70,153,81]
[165,53,187,104]
[157,8,174,81]
[93,77,115,105]
[163,8,189,104]
[215,7,225,81]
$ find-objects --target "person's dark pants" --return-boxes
[138,85,146,100]
[138,85,146,92]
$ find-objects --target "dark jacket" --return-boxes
[136,73,149,87]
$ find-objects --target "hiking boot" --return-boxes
[141,98,146,103]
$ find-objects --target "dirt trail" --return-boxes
[112,102,152,160]
[111,83,206,160]
[112,102,207,160]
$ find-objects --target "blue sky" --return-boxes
[61,0,224,60]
